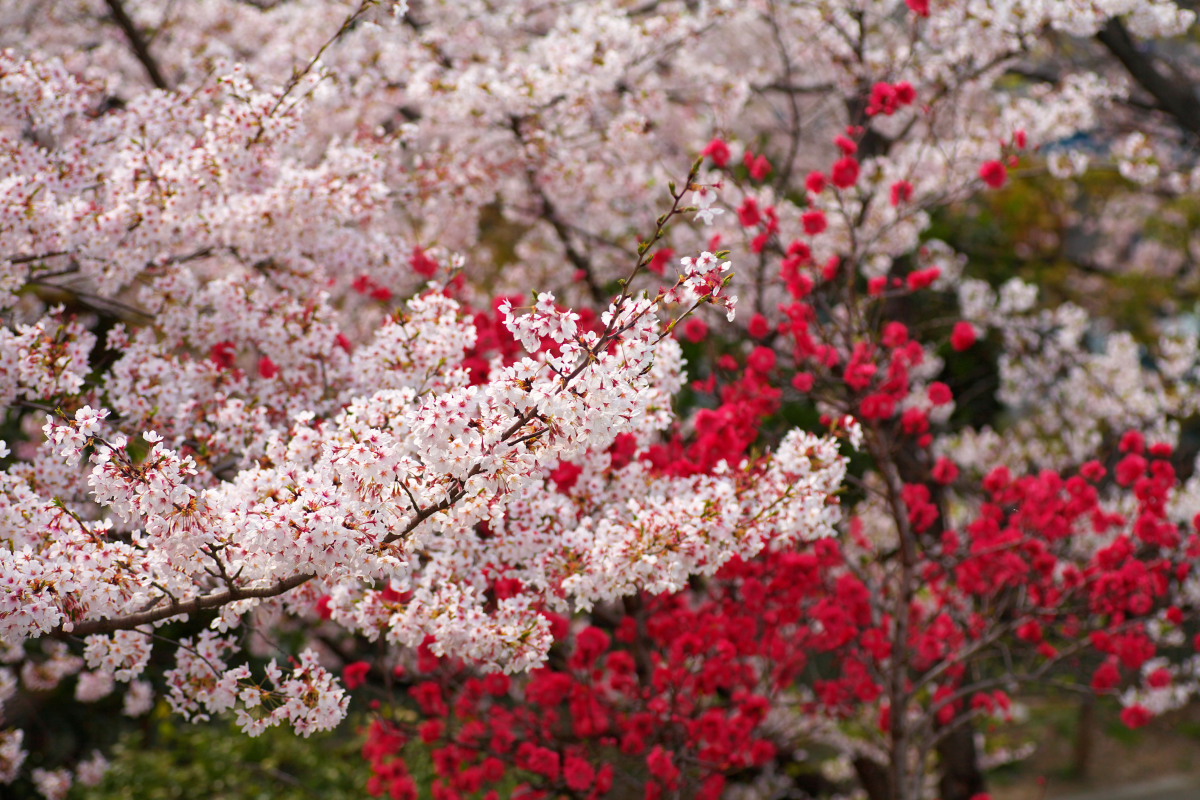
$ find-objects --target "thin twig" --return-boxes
[249,0,378,145]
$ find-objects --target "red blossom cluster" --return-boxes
[364,415,1198,798]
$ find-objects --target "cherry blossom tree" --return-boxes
[0,2,855,792]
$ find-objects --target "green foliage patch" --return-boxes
[77,704,371,800]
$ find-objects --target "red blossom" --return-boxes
[932,457,959,485]
[701,137,732,167]
[822,255,841,281]
[906,0,931,16]
[867,83,912,116]
[563,756,594,791]
[928,381,953,405]
[979,160,1008,188]
[748,346,777,373]
[882,321,909,347]
[906,266,941,290]
[210,341,237,370]
[901,407,929,436]
[831,156,860,188]
[648,248,675,275]
[569,626,611,671]
[683,317,709,343]
[744,152,772,181]
[550,461,582,493]
[343,661,371,690]
[950,321,977,351]
[1148,667,1172,688]
[1120,704,1153,729]
[737,197,761,227]
[646,746,680,787]
[1115,453,1147,487]
[419,719,443,743]
[1119,430,1146,454]
[410,246,439,277]
[748,313,771,339]
[802,209,827,235]
[257,355,279,379]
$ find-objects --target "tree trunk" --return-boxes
[1073,695,1095,779]
[937,722,986,800]
[854,756,893,800]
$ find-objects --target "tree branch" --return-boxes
[1097,17,1200,141]
[103,0,170,91]
[55,572,314,638]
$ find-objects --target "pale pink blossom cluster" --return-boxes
[161,630,348,737]
[0,29,852,776]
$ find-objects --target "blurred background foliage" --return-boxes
[73,703,372,800]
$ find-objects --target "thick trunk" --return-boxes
[937,722,986,800]
[1073,695,1096,778]
[854,756,893,800]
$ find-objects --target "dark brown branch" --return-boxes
[1097,17,1200,141]
[55,572,314,638]
[753,80,837,95]
[103,0,170,91]
[29,280,153,321]
[7,251,69,265]
[507,114,608,305]
[540,190,608,305]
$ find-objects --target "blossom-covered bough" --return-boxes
[0,11,850,782]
